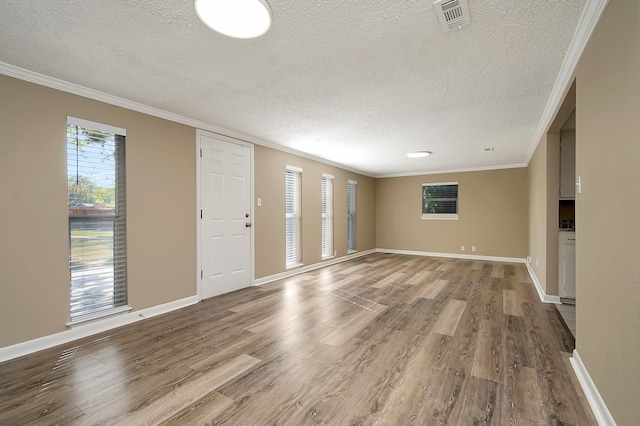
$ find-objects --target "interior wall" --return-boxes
[574,0,640,423]
[527,80,575,296]
[545,132,560,296]
[376,168,528,258]
[0,74,197,348]
[527,136,549,289]
[254,145,376,279]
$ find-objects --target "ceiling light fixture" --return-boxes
[195,0,272,39]
[407,151,432,158]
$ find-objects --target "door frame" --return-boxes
[195,129,255,301]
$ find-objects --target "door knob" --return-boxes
[245,222,252,228]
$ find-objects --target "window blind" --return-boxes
[422,182,458,219]
[347,180,357,253]
[321,174,334,259]
[285,166,302,268]
[67,119,127,321]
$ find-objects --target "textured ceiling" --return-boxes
[0,0,586,176]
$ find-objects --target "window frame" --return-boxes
[347,179,357,253]
[421,181,459,220]
[321,173,334,260]
[66,117,129,325]
[285,165,303,269]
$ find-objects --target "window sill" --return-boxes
[66,305,132,328]
[286,262,304,270]
[347,250,358,255]
[421,214,459,220]
[322,255,335,261]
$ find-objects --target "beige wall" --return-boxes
[574,0,640,423]
[0,74,377,349]
[528,81,575,297]
[254,145,376,278]
[0,75,197,348]
[527,137,549,289]
[376,168,528,258]
[528,132,561,296]
[9,14,639,424]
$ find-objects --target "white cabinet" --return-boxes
[559,232,576,298]
[560,134,576,199]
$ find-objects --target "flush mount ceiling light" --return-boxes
[195,0,272,39]
[406,151,432,158]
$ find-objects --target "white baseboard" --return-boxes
[526,265,562,304]
[0,296,199,363]
[375,248,526,264]
[570,350,617,425]
[254,249,376,286]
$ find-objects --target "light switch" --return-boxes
[576,176,582,194]
[257,197,262,207]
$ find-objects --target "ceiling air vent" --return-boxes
[433,0,471,32]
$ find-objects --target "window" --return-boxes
[422,182,459,219]
[67,118,128,323]
[347,180,357,253]
[285,165,302,268]
[321,174,334,259]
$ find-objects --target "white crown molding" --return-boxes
[570,350,617,425]
[376,248,525,264]
[0,61,375,178]
[526,265,562,304]
[376,163,527,179]
[254,249,376,286]
[0,296,198,363]
[526,0,609,164]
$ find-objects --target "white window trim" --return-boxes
[286,164,303,173]
[421,214,459,220]
[68,116,126,136]
[285,165,303,269]
[347,179,357,254]
[421,181,459,220]
[321,173,334,260]
[66,305,133,327]
[67,117,129,324]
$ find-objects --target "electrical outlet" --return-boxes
[334,250,337,257]
[471,245,476,252]
[526,256,532,266]
[461,245,465,251]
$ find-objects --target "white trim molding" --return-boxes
[377,248,525,264]
[377,163,527,179]
[0,296,199,364]
[0,61,374,178]
[526,265,562,304]
[526,0,609,164]
[67,116,126,136]
[66,305,132,327]
[254,249,376,286]
[570,350,617,425]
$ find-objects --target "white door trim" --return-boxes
[196,129,255,301]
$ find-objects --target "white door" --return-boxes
[200,133,252,299]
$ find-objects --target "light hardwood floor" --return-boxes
[0,254,596,425]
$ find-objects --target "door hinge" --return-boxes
[201,270,203,279]
[201,210,203,219]
[200,148,203,158]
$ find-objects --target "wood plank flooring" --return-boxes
[0,254,596,425]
